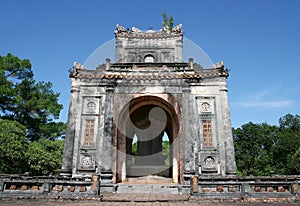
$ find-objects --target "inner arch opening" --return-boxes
[126,104,172,178]
[116,95,180,183]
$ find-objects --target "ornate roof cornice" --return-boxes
[69,66,228,80]
[114,24,183,39]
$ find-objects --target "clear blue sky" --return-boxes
[1,0,300,128]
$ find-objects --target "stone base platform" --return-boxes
[125,175,173,184]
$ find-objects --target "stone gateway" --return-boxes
[60,24,237,192]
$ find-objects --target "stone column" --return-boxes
[182,87,195,172]
[100,85,115,172]
[219,82,237,175]
[105,58,111,70]
[152,132,164,165]
[60,79,80,176]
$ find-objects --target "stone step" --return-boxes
[116,183,180,194]
[126,175,173,184]
[127,165,170,177]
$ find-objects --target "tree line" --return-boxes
[234,114,300,176]
[0,54,299,176]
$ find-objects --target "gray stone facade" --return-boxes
[61,24,237,187]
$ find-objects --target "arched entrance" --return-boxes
[116,95,181,183]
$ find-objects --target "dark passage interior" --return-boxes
[125,105,172,178]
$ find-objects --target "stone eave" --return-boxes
[69,66,228,80]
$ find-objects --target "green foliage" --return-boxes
[0,53,33,80]
[0,119,64,175]
[13,79,64,141]
[26,139,64,175]
[274,113,300,174]
[287,148,300,174]
[162,140,170,166]
[279,113,300,130]
[0,118,28,174]
[233,122,278,176]
[132,141,138,156]
[0,53,66,175]
[0,53,32,114]
[0,53,65,141]
[162,11,174,32]
[233,113,300,176]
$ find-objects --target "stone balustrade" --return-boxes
[190,175,300,202]
[0,174,299,202]
[0,174,100,200]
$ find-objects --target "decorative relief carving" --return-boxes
[82,97,100,114]
[114,23,183,38]
[200,153,218,172]
[204,156,215,168]
[172,24,182,33]
[131,26,141,33]
[81,155,93,169]
[201,102,211,113]
[196,97,215,114]
[87,102,96,112]
[115,24,128,34]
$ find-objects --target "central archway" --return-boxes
[115,95,181,183]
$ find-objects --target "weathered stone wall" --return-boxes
[0,175,100,200]
[61,65,237,182]
[190,176,300,202]
[115,31,183,63]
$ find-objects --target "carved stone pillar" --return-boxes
[219,83,236,175]
[60,80,80,176]
[182,87,195,173]
[100,85,115,172]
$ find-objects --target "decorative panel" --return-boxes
[84,119,95,147]
[202,120,212,147]
[80,154,95,170]
[82,97,100,114]
[196,97,215,114]
[199,153,218,172]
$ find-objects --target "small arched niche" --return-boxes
[144,54,155,63]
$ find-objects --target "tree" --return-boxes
[279,113,300,130]
[162,11,174,32]
[233,114,300,176]
[13,79,64,140]
[0,53,66,175]
[25,138,64,175]
[0,53,65,141]
[274,113,300,175]
[233,122,278,176]
[0,118,28,174]
[287,148,300,174]
[0,53,32,114]
[0,118,64,175]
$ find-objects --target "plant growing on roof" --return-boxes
[162,11,174,32]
